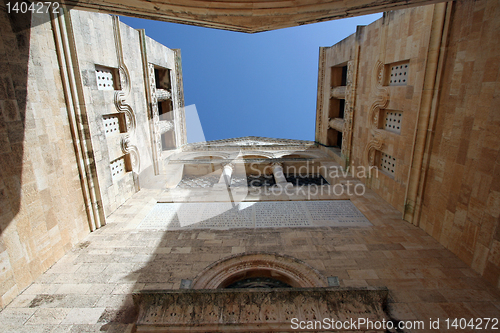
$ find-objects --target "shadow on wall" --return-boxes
[0,1,80,235]
[0,5,31,235]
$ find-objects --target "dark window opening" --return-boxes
[225,277,292,289]
[285,174,329,186]
[337,131,343,149]
[341,65,347,86]
[339,99,345,119]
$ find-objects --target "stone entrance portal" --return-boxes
[133,253,390,332]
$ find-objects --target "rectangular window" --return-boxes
[110,156,127,180]
[378,152,397,177]
[330,64,347,87]
[385,61,409,86]
[95,65,120,90]
[154,67,174,116]
[103,114,125,136]
[381,110,402,134]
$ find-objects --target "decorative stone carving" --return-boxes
[113,16,140,173]
[121,135,140,171]
[364,132,385,167]
[183,136,316,152]
[316,48,326,141]
[221,162,235,170]
[363,61,391,171]
[134,287,389,332]
[147,63,164,169]
[368,60,390,130]
[217,162,235,186]
[113,67,136,133]
[340,59,357,161]
[174,49,187,146]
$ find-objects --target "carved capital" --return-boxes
[158,120,174,135]
[156,88,172,102]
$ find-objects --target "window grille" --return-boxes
[103,114,121,136]
[383,110,402,134]
[379,153,396,175]
[110,157,127,179]
[388,62,409,86]
[95,65,116,90]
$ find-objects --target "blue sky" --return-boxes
[120,14,382,143]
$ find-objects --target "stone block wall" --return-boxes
[350,5,435,213]
[0,10,90,308]
[68,11,152,216]
[418,0,500,287]
[0,7,187,310]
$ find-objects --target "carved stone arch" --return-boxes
[192,155,228,160]
[179,152,231,160]
[192,252,327,289]
[239,151,275,159]
[276,151,323,159]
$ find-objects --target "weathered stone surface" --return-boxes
[133,287,389,332]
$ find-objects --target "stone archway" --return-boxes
[191,252,327,289]
[133,253,390,332]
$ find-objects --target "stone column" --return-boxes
[271,162,288,185]
[330,86,346,99]
[218,162,234,186]
[328,118,344,132]
[156,89,172,102]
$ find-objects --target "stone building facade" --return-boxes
[0,0,500,331]
[316,0,500,289]
[0,8,185,308]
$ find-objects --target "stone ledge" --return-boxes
[133,287,389,332]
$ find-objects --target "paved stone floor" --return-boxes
[1,185,499,332]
